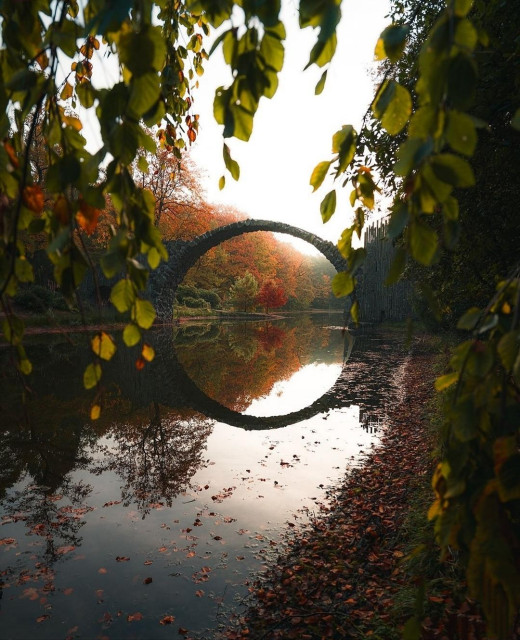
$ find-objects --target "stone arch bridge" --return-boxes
[148,219,347,321]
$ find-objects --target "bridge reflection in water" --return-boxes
[0,319,408,640]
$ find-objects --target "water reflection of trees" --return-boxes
[0,396,95,592]
[93,402,213,516]
[174,321,336,412]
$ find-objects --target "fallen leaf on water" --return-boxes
[36,615,50,623]
[98,568,107,574]
[0,537,16,545]
[144,577,153,585]
[116,556,130,562]
[195,590,204,597]
[160,615,175,625]
[63,588,74,596]
[57,545,75,555]
[144,560,153,566]
[127,612,143,622]
[178,627,188,635]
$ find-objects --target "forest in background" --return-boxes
[17,138,343,317]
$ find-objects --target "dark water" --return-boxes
[0,315,407,639]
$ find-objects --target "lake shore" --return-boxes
[221,335,494,640]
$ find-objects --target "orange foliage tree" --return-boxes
[256,279,287,314]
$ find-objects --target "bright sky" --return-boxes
[190,0,391,250]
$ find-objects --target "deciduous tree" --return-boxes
[256,280,287,314]
[228,271,259,312]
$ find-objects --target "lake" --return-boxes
[0,314,408,639]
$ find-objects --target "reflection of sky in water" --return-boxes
[244,362,343,416]
[0,326,405,640]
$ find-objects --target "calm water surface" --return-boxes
[0,315,407,639]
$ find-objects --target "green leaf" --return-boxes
[372,80,411,135]
[385,247,407,285]
[223,143,240,180]
[446,110,477,156]
[457,307,481,330]
[447,53,477,110]
[320,190,336,222]
[512,108,520,131]
[331,271,354,297]
[119,25,166,76]
[225,104,254,142]
[337,227,353,258]
[260,30,285,73]
[435,371,459,391]
[394,138,433,176]
[127,72,161,118]
[387,203,409,239]
[137,155,149,173]
[123,323,141,347]
[375,24,410,63]
[430,154,475,187]
[410,222,438,266]
[307,32,337,68]
[83,363,102,389]
[91,332,117,361]
[454,0,473,17]
[350,300,359,325]
[332,125,357,174]
[451,398,478,441]
[133,298,156,329]
[315,69,327,95]
[147,247,160,269]
[219,175,225,190]
[455,19,477,50]
[497,331,520,372]
[18,357,32,375]
[110,279,137,313]
[310,161,331,192]
[15,257,34,283]
[76,82,96,109]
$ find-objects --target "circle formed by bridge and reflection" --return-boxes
[167,322,357,430]
[148,219,348,322]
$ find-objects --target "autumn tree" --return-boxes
[256,280,287,314]
[134,141,212,240]
[228,271,259,312]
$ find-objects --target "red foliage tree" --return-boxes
[256,280,287,314]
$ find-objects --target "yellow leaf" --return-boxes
[91,332,116,361]
[142,343,155,362]
[90,404,101,420]
[60,82,73,101]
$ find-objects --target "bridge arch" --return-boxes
[149,219,347,321]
